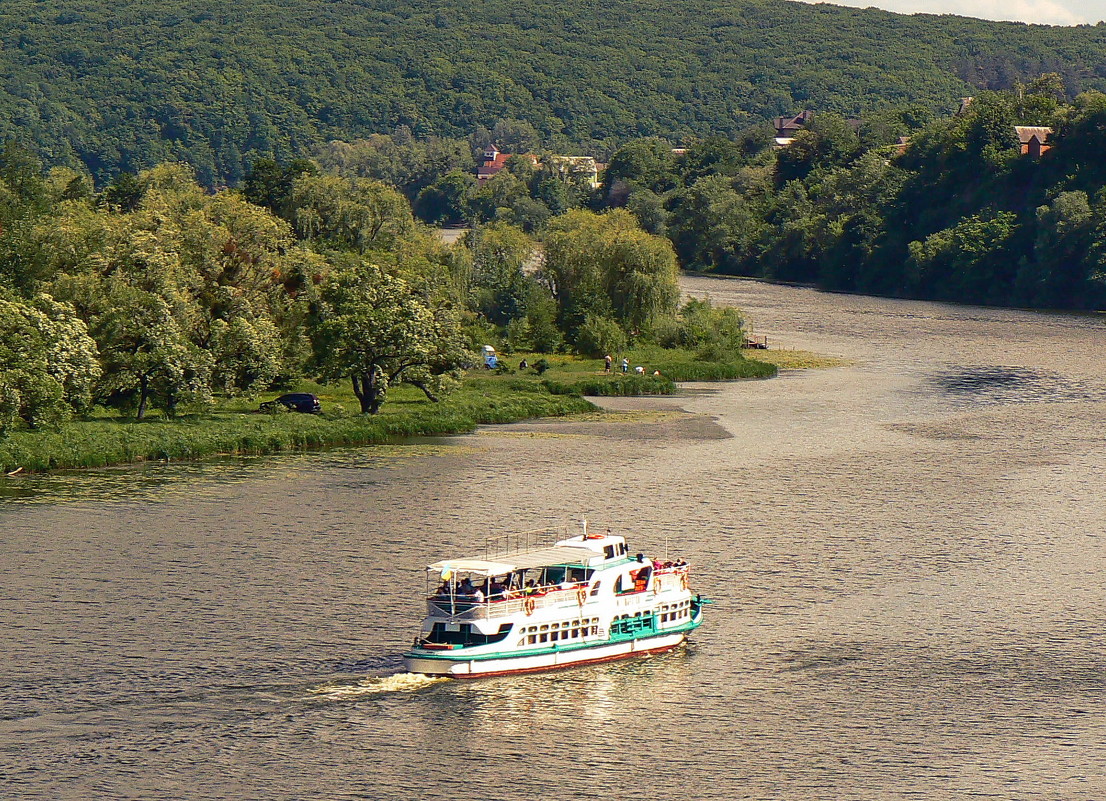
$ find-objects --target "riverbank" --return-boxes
[0,350,779,474]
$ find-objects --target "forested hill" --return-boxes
[5,0,1106,184]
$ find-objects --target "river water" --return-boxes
[3,278,1106,800]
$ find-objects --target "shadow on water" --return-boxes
[0,439,472,506]
[927,365,1106,407]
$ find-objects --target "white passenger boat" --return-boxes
[403,525,707,678]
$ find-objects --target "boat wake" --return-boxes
[308,672,446,701]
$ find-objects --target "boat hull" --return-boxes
[404,629,689,678]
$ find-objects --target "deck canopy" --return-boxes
[429,545,603,577]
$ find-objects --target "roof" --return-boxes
[429,545,603,576]
[1015,126,1052,145]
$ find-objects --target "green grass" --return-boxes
[487,346,777,396]
[0,348,778,473]
[0,380,592,473]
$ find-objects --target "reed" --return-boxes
[0,388,593,473]
[559,375,678,396]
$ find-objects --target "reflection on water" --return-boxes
[0,441,476,504]
[928,365,1106,407]
[5,279,1106,799]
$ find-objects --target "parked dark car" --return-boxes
[259,393,322,414]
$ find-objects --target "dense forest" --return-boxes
[4,0,1106,184]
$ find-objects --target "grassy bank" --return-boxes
[0,381,593,473]
[500,347,778,398]
[0,349,779,474]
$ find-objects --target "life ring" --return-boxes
[524,597,536,616]
[576,587,587,606]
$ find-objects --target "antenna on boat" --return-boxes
[582,518,588,538]
[665,534,669,562]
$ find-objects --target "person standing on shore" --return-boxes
[621,358,629,373]
[604,354,612,373]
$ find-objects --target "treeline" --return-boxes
[0,147,750,433]
[324,78,1106,311]
[7,0,1106,184]
[598,77,1106,309]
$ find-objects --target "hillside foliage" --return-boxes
[5,0,1106,184]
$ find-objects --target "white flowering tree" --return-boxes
[0,294,100,433]
[313,266,467,414]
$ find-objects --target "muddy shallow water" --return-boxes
[3,278,1106,800]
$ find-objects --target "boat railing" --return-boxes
[426,584,591,621]
[652,565,690,593]
[481,526,571,561]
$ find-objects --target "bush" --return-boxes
[574,314,628,358]
[573,374,676,396]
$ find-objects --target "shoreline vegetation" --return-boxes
[0,349,782,474]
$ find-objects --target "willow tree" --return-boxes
[313,266,467,414]
[288,173,413,254]
[541,209,680,343]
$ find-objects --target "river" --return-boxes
[3,278,1106,799]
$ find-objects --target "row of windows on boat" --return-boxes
[518,617,601,646]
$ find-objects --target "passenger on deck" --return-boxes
[459,577,475,597]
[524,579,538,595]
[489,577,507,600]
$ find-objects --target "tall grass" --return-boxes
[0,389,593,473]
[557,375,677,396]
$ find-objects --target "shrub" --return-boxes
[574,314,628,358]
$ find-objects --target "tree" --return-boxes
[88,281,212,419]
[414,170,476,224]
[542,209,679,343]
[656,297,747,362]
[667,172,769,272]
[775,113,861,185]
[241,158,318,216]
[465,223,536,326]
[601,138,679,201]
[0,293,100,433]
[288,174,413,253]
[314,267,467,414]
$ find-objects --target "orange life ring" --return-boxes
[524,597,536,616]
[576,587,587,606]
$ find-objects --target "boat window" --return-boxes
[590,581,601,597]
[427,622,513,647]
